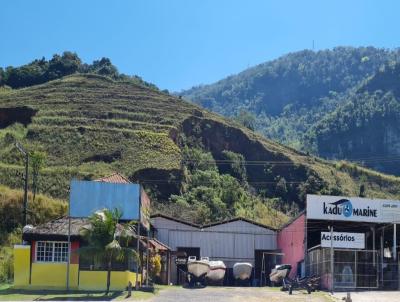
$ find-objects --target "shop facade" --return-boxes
[279,194,400,291]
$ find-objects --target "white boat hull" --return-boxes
[233,262,253,280]
[269,268,289,282]
[187,261,210,278]
[206,261,226,281]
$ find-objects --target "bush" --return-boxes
[0,229,21,283]
[0,247,13,283]
[0,185,67,234]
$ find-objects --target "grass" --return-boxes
[0,284,169,301]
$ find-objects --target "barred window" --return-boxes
[36,241,69,262]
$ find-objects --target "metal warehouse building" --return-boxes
[150,214,280,285]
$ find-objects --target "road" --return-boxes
[333,291,400,302]
[149,287,332,302]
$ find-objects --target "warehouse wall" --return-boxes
[151,217,277,268]
[277,213,305,278]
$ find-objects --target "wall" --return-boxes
[14,242,140,291]
[14,244,79,288]
[30,263,79,288]
[79,271,141,291]
[152,217,277,267]
[277,213,305,278]
[14,245,30,287]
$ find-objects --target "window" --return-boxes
[36,241,69,262]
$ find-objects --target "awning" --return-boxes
[148,238,170,252]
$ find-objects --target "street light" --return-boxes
[15,142,29,227]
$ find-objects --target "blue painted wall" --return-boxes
[70,180,140,220]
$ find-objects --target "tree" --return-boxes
[47,51,81,80]
[275,176,288,198]
[77,208,139,294]
[221,150,247,183]
[234,109,256,131]
[148,253,162,282]
[0,67,4,86]
[90,57,118,78]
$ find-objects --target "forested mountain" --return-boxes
[307,63,400,175]
[180,47,400,174]
[2,67,400,229]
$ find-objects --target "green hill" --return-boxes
[306,63,400,175]
[2,73,400,227]
[180,47,400,174]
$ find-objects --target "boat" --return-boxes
[269,264,292,283]
[187,256,210,278]
[206,260,226,282]
[233,262,253,280]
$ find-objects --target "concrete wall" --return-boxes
[277,213,306,278]
[14,245,30,287]
[30,263,79,288]
[79,271,140,291]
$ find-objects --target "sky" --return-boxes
[1,0,400,91]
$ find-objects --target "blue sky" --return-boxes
[1,0,399,91]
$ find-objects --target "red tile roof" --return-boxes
[95,172,131,184]
[149,238,170,251]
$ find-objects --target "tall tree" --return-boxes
[77,208,139,294]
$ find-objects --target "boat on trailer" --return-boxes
[206,260,226,283]
[187,256,210,278]
[269,264,292,283]
[233,262,253,281]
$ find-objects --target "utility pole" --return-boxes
[330,225,334,294]
[15,142,29,228]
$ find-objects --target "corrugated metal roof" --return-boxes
[151,213,201,228]
[95,172,131,184]
[202,217,277,231]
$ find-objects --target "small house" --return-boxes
[13,173,156,291]
[15,216,146,290]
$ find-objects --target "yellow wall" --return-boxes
[14,244,141,291]
[79,271,141,291]
[31,263,79,288]
[13,245,31,287]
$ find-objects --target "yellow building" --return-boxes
[15,217,143,291]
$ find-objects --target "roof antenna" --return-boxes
[312,40,315,51]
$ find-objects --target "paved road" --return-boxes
[333,291,400,302]
[149,287,331,302]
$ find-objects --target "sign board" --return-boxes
[140,188,151,230]
[321,232,365,249]
[307,194,400,223]
[70,180,140,220]
[175,257,188,265]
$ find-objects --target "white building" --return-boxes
[151,214,279,285]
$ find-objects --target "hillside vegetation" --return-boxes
[180,47,400,174]
[0,51,157,90]
[307,63,400,173]
[2,70,400,228]
[0,184,66,283]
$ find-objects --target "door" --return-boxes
[255,250,282,286]
[176,247,200,285]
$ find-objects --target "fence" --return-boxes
[306,247,380,289]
